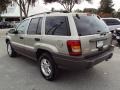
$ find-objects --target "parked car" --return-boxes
[115,28,120,44]
[0,21,13,29]
[0,22,5,28]
[6,12,114,81]
[13,22,20,28]
[102,18,120,39]
[102,18,120,32]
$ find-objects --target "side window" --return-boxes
[16,19,29,34]
[27,18,39,34]
[36,17,43,34]
[45,16,70,36]
[112,19,120,25]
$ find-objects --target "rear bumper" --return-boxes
[52,46,114,69]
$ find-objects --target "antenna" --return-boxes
[29,12,51,17]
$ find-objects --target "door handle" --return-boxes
[35,38,40,41]
[19,37,24,39]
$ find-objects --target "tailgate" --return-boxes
[80,32,112,56]
[73,15,111,56]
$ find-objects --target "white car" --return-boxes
[102,18,120,32]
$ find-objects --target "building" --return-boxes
[0,2,48,23]
[0,4,21,22]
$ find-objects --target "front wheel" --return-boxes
[7,42,17,57]
[38,53,58,81]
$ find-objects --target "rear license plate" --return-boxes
[96,41,104,48]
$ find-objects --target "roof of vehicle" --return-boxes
[28,12,96,18]
[102,18,120,20]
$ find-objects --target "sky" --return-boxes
[38,0,120,11]
[1,0,120,17]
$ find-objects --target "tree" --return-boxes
[12,0,37,18]
[0,0,11,14]
[44,0,91,12]
[98,0,114,13]
[116,12,120,19]
[83,8,97,14]
[74,9,82,13]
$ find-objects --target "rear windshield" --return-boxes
[74,15,109,36]
[103,19,120,26]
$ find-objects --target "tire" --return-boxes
[38,53,58,81]
[7,41,17,57]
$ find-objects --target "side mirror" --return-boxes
[8,28,18,34]
[14,30,18,34]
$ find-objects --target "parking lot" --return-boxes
[0,29,9,38]
[0,30,120,90]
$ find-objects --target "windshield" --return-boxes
[74,15,109,36]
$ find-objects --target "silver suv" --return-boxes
[6,12,114,81]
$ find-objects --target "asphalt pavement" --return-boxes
[0,37,120,90]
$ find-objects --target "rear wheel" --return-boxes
[38,53,58,81]
[7,41,17,57]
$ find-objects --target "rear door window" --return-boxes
[36,17,43,34]
[45,16,70,36]
[27,18,39,34]
[74,15,109,36]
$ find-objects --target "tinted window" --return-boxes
[74,15,109,36]
[45,16,70,36]
[17,19,29,34]
[36,18,42,34]
[103,19,120,26]
[28,18,39,34]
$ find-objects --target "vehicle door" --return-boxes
[23,17,43,59]
[11,19,30,54]
[42,16,71,55]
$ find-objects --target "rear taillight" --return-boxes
[67,40,81,56]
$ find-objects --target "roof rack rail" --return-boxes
[52,10,70,13]
[29,12,51,17]
[29,10,70,17]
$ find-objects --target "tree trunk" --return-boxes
[22,2,28,18]
[19,0,22,21]
[23,11,28,18]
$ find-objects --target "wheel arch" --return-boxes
[36,49,53,60]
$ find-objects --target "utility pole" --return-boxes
[19,0,22,21]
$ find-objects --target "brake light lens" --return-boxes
[67,40,81,56]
